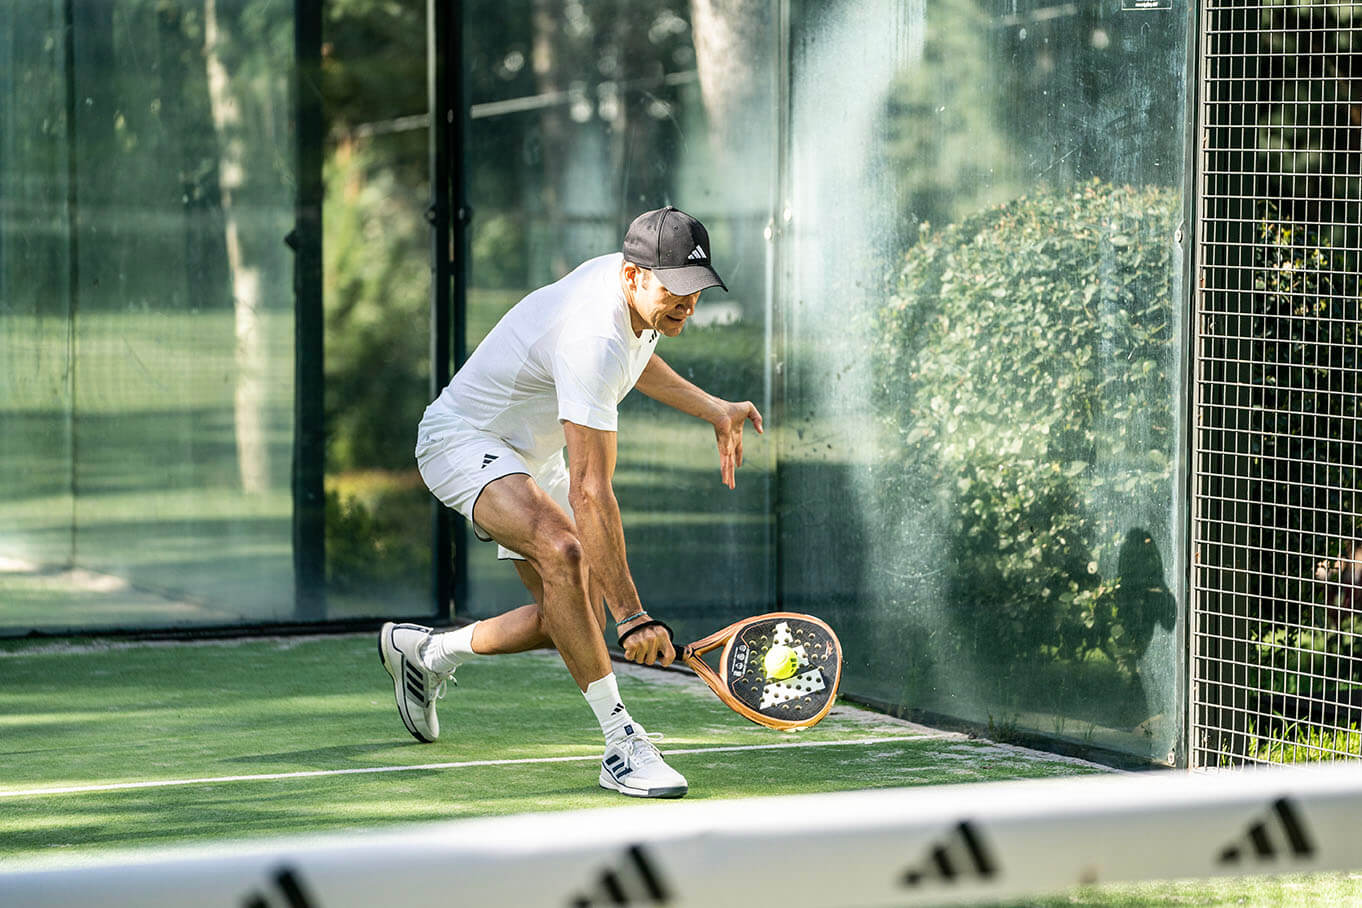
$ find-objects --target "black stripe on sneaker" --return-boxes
[605,754,623,768]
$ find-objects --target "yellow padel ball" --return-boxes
[763,644,800,681]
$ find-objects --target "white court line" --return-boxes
[1,734,958,799]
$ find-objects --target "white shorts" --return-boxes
[415,418,572,561]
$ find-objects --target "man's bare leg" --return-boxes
[467,563,606,655]
[414,473,686,797]
[470,473,612,691]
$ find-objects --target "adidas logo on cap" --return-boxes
[621,206,728,293]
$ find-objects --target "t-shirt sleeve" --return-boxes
[553,334,630,431]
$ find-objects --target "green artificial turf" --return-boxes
[993,872,1362,907]
[0,634,1101,866]
[4,634,1361,907]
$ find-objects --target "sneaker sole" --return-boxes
[379,622,437,744]
[598,769,688,799]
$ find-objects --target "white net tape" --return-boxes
[7,764,1362,906]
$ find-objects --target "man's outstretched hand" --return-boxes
[712,399,764,489]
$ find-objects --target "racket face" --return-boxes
[718,614,841,727]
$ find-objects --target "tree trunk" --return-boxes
[204,0,269,494]
[531,0,569,277]
[688,0,773,205]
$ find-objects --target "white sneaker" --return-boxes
[379,622,452,743]
[598,727,688,799]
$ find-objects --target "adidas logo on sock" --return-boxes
[686,244,706,261]
[610,703,626,716]
[1217,797,1315,865]
[481,453,498,468]
[901,820,998,888]
[569,844,670,907]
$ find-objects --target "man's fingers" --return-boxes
[626,627,674,666]
[749,404,764,434]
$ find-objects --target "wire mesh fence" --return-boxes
[1193,0,1362,767]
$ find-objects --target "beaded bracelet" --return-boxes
[615,610,648,629]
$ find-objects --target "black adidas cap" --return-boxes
[621,206,728,295]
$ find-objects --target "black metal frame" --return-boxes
[428,0,469,620]
[292,0,326,620]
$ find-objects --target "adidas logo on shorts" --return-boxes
[481,453,498,468]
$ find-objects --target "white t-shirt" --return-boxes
[420,253,660,465]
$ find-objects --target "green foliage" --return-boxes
[1197,207,1362,761]
[1249,1,1362,244]
[1232,212,1362,602]
[873,180,1178,674]
[1243,717,1362,765]
[324,479,428,596]
[1251,618,1362,697]
[323,143,430,471]
[881,0,1014,228]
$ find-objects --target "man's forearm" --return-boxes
[634,354,724,424]
[568,487,644,622]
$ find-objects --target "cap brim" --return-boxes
[654,264,728,295]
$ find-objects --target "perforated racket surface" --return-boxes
[680,612,842,730]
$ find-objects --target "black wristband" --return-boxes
[618,619,674,648]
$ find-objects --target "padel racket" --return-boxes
[678,612,843,730]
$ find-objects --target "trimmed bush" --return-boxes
[872,180,1179,676]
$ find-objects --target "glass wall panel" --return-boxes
[459,0,778,637]
[779,0,1187,762]
[320,0,433,619]
[0,0,75,591]
[1,0,300,631]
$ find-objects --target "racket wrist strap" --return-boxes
[618,618,673,648]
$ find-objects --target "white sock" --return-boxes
[420,621,481,674]
[583,673,637,743]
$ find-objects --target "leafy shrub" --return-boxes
[1243,717,1362,765]
[872,180,1179,676]
[323,142,430,472]
[1231,212,1362,608]
[324,473,429,597]
[1222,212,1362,753]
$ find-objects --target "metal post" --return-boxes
[429,0,468,620]
[292,0,326,620]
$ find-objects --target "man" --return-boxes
[380,206,763,799]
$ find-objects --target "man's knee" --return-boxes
[537,530,585,581]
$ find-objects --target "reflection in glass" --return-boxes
[321,0,433,618]
[780,0,1186,762]
[458,1,778,633]
[1,1,297,630]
